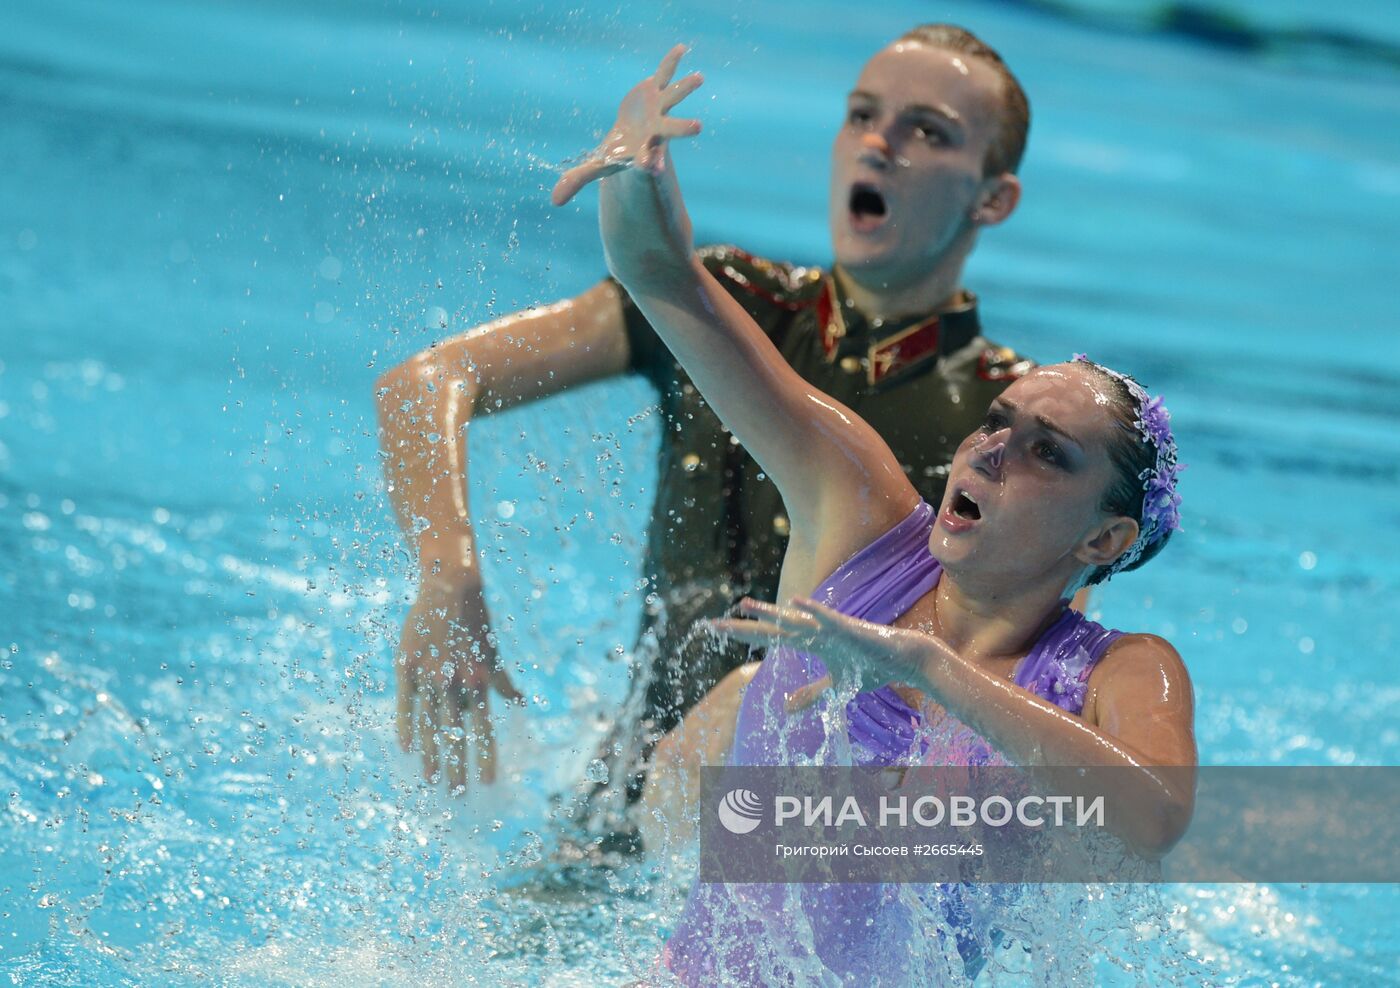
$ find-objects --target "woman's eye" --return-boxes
[913,125,948,146]
[1034,440,1062,465]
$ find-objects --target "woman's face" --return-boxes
[932,364,1135,591]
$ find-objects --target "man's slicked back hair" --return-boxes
[897,24,1031,177]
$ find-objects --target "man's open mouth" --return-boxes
[848,183,888,231]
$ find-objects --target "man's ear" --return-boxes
[971,173,1021,227]
[1076,515,1140,570]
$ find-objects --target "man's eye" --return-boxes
[982,411,1007,431]
[848,108,874,127]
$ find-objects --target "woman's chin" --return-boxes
[929,528,970,564]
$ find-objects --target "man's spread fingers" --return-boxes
[491,667,525,704]
[472,701,497,785]
[394,655,416,753]
[396,684,415,754]
[418,697,440,781]
[445,689,468,792]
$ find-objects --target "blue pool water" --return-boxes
[3,0,1399,983]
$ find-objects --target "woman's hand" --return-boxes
[707,597,945,712]
[550,44,704,206]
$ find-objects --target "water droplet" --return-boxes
[585,759,609,784]
[424,306,449,331]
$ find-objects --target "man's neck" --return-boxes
[833,263,968,324]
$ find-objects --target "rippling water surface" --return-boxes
[2,0,1399,984]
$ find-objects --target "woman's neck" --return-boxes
[930,572,1070,663]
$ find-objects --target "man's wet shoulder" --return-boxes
[697,244,825,312]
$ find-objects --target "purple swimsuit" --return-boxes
[662,501,1124,985]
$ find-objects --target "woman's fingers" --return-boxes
[791,596,842,622]
[551,161,606,207]
[662,71,704,110]
[552,49,702,207]
[635,140,660,175]
[660,117,703,139]
[790,596,869,639]
[705,616,786,644]
[785,676,834,713]
[550,169,585,207]
[736,597,789,619]
[737,597,820,635]
[653,43,688,88]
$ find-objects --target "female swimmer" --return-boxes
[552,46,1196,985]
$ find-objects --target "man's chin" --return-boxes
[832,236,895,271]
[831,249,907,289]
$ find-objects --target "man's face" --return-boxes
[829,41,1008,287]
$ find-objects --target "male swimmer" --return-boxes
[377,26,1040,848]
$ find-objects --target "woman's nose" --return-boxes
[858,130,893,168]
[972,431,1008,476]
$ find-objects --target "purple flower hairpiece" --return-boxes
[1072,354,1184,578]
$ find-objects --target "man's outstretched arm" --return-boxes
[374,278,632,789]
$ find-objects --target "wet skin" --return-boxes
[932,365,1142,599]
[828,41,1021,319]
[558,48,1197,855]
[381,37,1025,793]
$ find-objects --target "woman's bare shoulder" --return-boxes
[1083,633,1193,724]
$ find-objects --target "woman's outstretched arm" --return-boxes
[715,598,1197,856]
[552,47,917,589]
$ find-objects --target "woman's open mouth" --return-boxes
[950,490,981,521]
[848,183,888,233]
[939,488,982,534]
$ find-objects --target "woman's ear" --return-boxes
[1076,515,1140,570]
[970,173,1021,227]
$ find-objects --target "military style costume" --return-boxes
[579,245,1031,847]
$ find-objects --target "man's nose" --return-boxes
[858,131,893,169]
